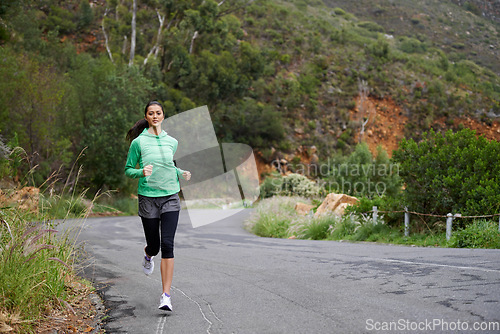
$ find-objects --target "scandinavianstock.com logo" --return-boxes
[153,105,259,228]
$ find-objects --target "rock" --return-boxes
[294,128,304,134]
[314,193,359,217]
[295,202,315,216]
[333,202,350,216]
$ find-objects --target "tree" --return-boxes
[79,65,153,190]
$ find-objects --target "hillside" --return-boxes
[322,0,500,75]
[0,0,499,191]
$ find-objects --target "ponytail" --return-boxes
[126,119,149,143]
[126,100,164,143]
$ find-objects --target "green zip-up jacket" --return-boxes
[125,128,185,197]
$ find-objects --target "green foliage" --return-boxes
[0,0,499,198]
[44,6,77,34]
[291,214,336,240]
[281,173,322,198]
[260,173,322,199]
[324,143,402,198]
[0,185,89,331]
[79,65,153,190]
[448,220,500,249]
[77,0,94,29]
[398,36,427,53]
[217,99,285,148]
[333,7,346,16]
[259,172,283,199]
[392,129,500,220]
[246,196,302,238]
[345,195,403,227]
[247,197,450,247]
[358,21,384,32]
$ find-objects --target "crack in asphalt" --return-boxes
[170,285,224,334]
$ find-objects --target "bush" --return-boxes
[260,173,321,199]
[281,173,322,198]
[333,8,346,16]
[323,143,402,199]
[449,220,500,249]
[358,21,384,32]
[259,172,283,198]
[398,36,427,53]
[392,129,500,222]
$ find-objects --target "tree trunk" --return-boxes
[129,0,137,66]
[144,9,165,66]
[102,8,114,63]
[189,31,198,54]
[357,79,370,142]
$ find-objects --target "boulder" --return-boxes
[295,202,315,216]
[333,202,350,216]
[314,193,359,217]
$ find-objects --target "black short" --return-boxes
[138,193,181,219]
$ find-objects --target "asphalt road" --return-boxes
[70,209,500,334]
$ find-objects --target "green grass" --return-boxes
[0,168,99,331]
[92,193,137,216]
[0,204,81,332]
[246,196,487,248]
[245,196,308,238]
[448,220,500,249]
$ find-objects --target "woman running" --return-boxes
[125,100,191,311]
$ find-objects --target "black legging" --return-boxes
[141,211,179,259]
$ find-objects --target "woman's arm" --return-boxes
[124,140,145,178]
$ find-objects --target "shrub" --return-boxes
[281,173,322,198]
[448,220,500,249]
[333,8,346,16]
[398,36,427,53]
[323,143,402,199]
[358,21,384,33]
[260,173,321,199]
[259,172,283,198]
[392,129,500,224]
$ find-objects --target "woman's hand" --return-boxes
[143,165,153,177]
[183,171,191,181]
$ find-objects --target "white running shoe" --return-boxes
[142,253,154,276]
[158,293,173,311]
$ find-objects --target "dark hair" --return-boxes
[126,101,164,143]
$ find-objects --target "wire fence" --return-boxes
[367,206,500,240]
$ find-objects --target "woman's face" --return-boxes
[145,104,164,128]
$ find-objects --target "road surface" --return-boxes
[70,209,500,333]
